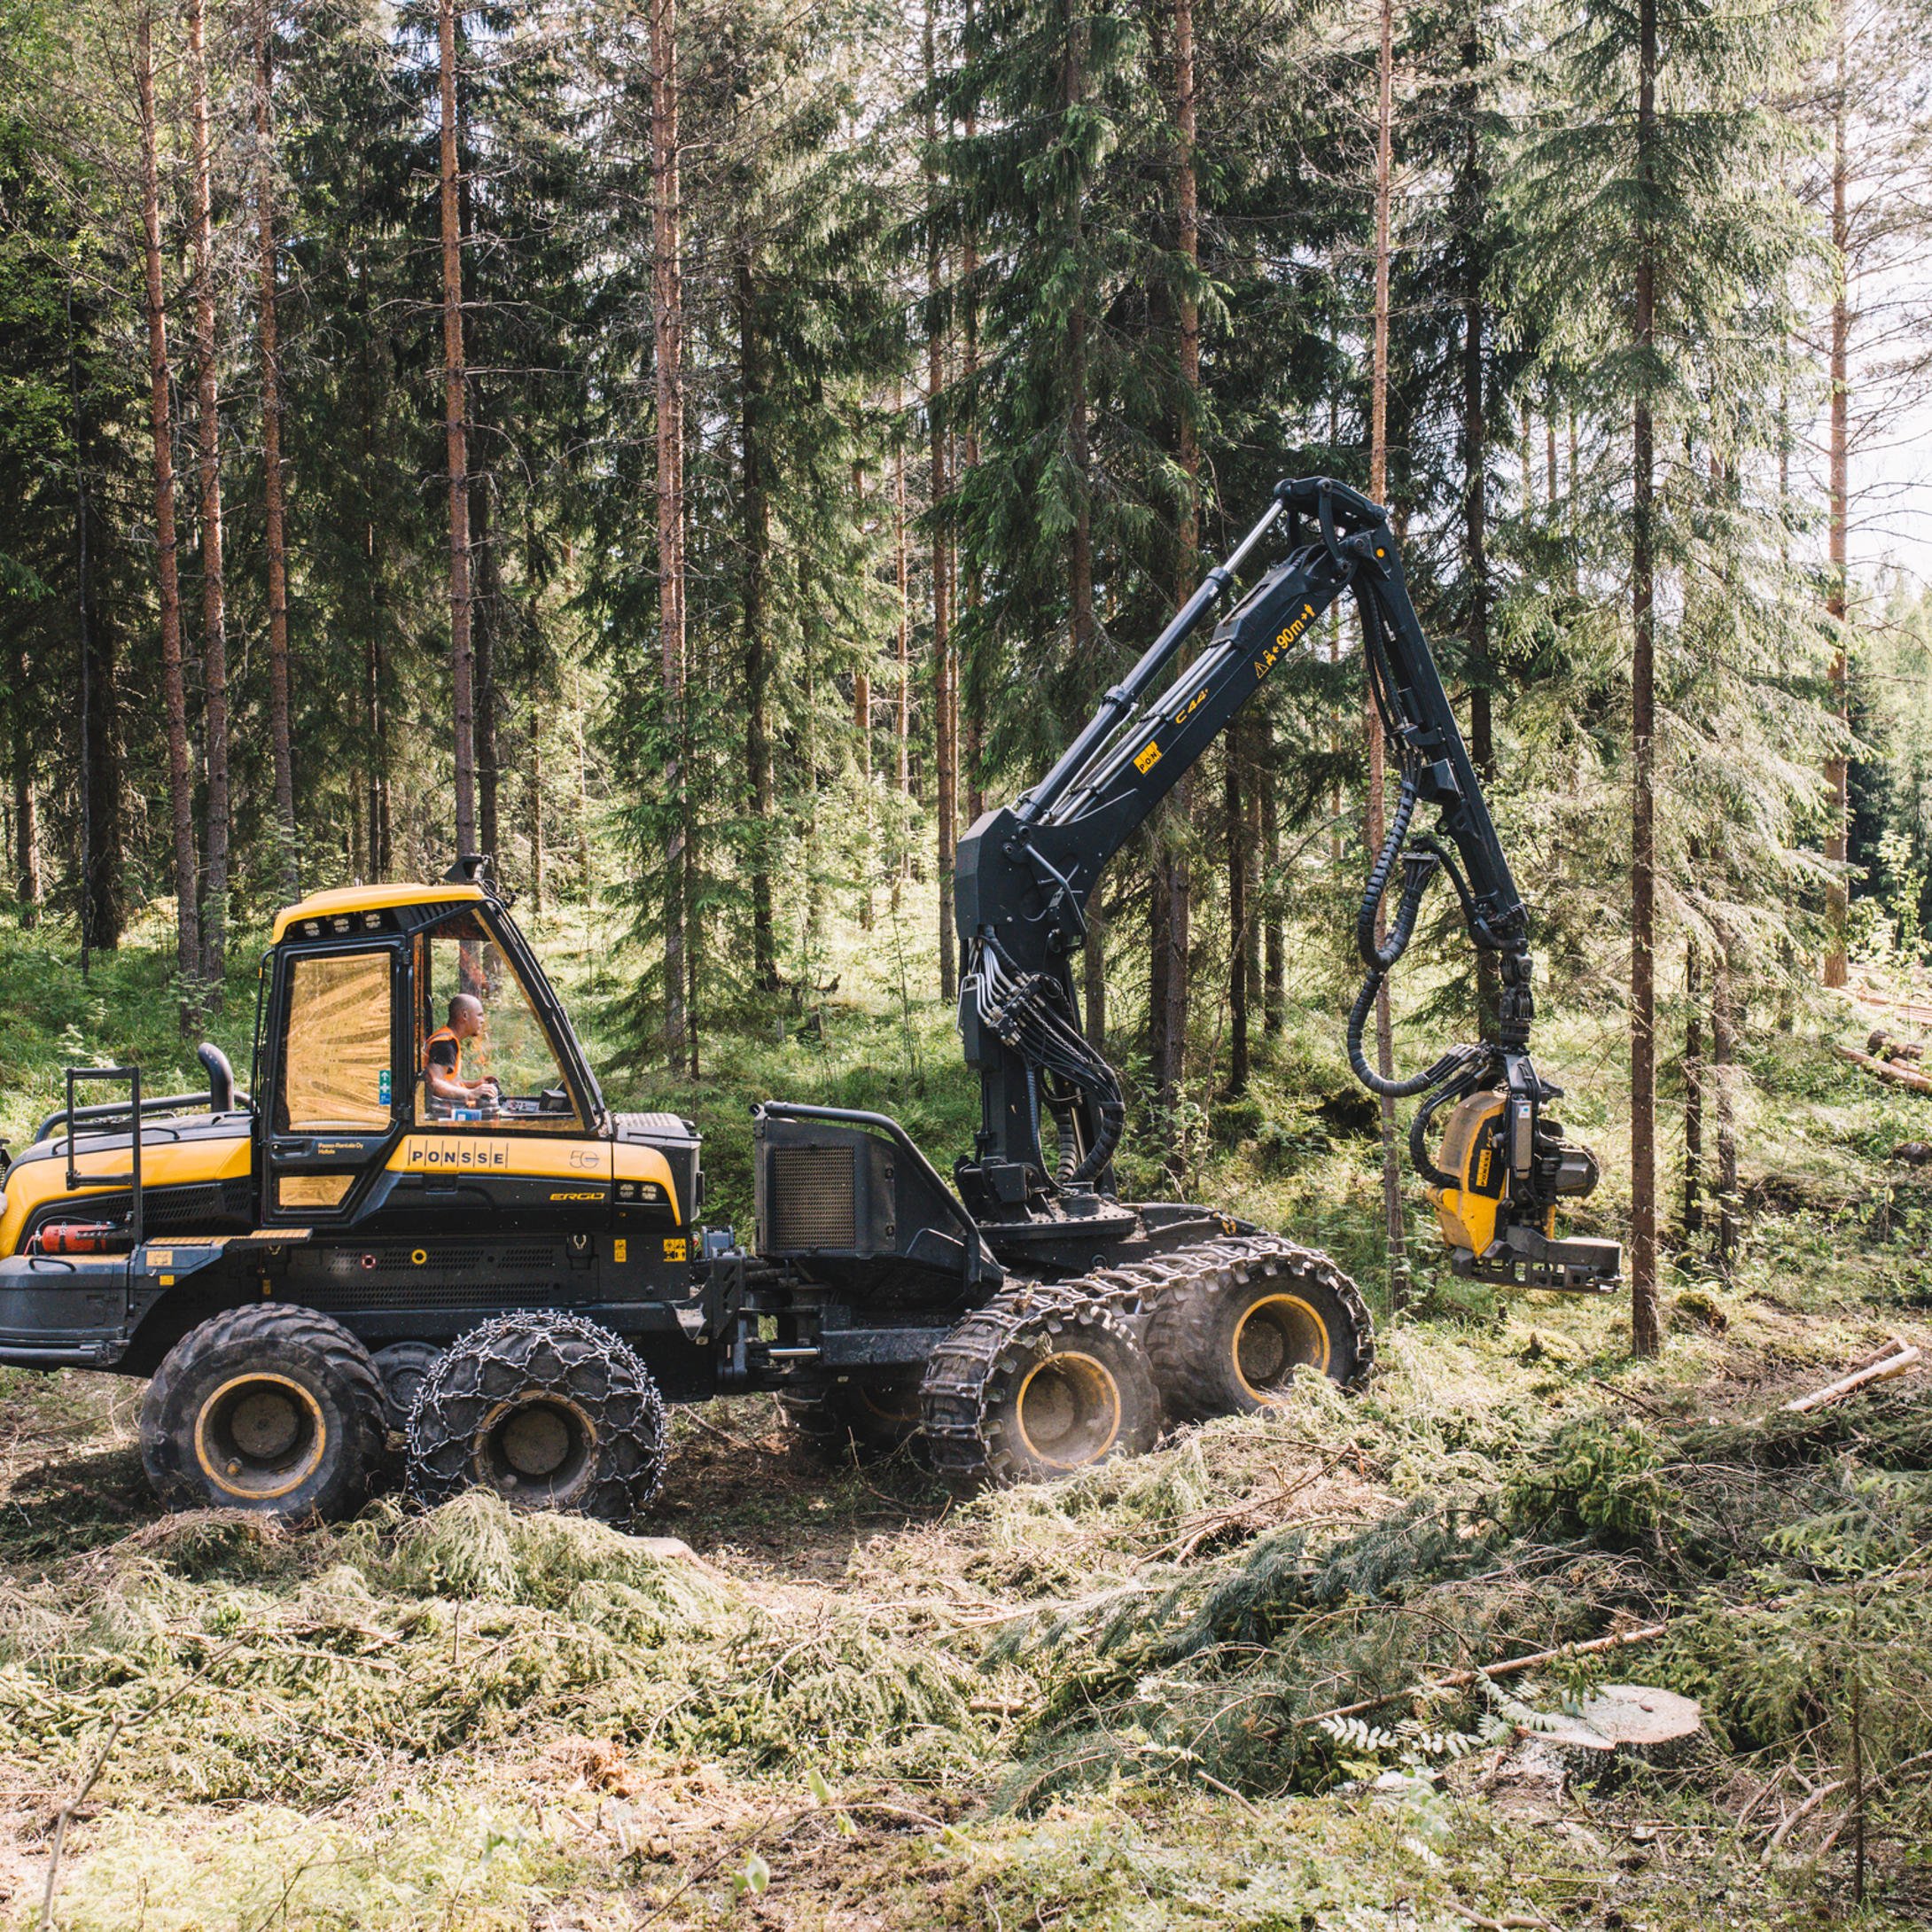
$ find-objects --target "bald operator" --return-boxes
[424,993,500,1112]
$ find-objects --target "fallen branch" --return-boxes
[1295,1622,1671,1730]
[1834,1044,1932,1095]
[1762,1777,1845,1858]
[1781,1341,1921,1414]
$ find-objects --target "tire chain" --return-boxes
[917,1234,1373,1482]
[407,1309,669,1526]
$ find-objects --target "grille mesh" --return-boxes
[767,1145,858,1250]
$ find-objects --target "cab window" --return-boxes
[417,910,580,1130]
[280,950,395,1133]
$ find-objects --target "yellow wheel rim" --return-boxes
[1014,1351,1121,1468]
[475,1395,598,1502]
[1231,1292,1331,1402]
[194,1372,329,1501]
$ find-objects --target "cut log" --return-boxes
[1867,1029,1925,1063]
[1781,1341,1920,1414]
[1835,1043,1932,1095]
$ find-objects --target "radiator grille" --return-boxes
[767,1145,858,1250]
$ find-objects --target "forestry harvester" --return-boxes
[0,479,1617,1523]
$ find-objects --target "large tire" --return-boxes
[921,1284,1160,1487]
[140,1304,386,1522]
[371,1341,444,1435]
[1144,1237,1373,1420]
[407,1311,668,1526]
[778,1375,923,1462]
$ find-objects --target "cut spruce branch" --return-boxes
[1834,1043,1932,1094]
[1780,1339,1921,1414]
[1293,1622,1671,1729]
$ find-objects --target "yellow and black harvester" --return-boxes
[0,480,1616,1526]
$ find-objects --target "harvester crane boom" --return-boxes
[954,476,1620,1292]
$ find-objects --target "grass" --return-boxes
[0,892,1926,1925]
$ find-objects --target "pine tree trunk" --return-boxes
[961,23,984,831]
[186,0,228,1004]
[741,245,777,991]
[439,0,477,858]
[1712,932,1739,1274]
[894,408,910,812]
[1461,65,1496,1039]
[1226,743,1249,1097]
[1370,0,1409,1305]
[138,3,199,1029]
[528,702,544,913]
[66,288,117,959]
[254,0,296,899]
[1085,913,1106,1051]
[650,0,688,1068]
[472,470,500,862]
[573,664,593,895]
[1157,0,1200,1168]
[12,662,37,927]
[1261,710,1282,1034]
[1823,7,1850,989]
[1683,936,1703,1240]
[1629,0,1663,1357]
[926,0,957,1006]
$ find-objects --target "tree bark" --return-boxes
[960,12,984,830]
[1226,740,1250,1097]
[137,3,199,1029]
[926,0,957,1006]
[1630,0,1662,1357]
[1157,0,1199,1167]
[186,0,228,1003]
[254,0,296,899]
[1683,936,1703,1239]
[1712,931,1739,1274]
[650,0,689,1068]
[1370,0,1409,1305]
[12,656,37,928]
[1461,24,1497,1038]
[1823,4,1850,989]
[740,244,777,991]
[439,0,477,858]
[472,467,500,862]
[894,401,910,806]
[1261,710,1282,1034]
[527,701,544,913]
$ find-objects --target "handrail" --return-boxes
[33,1090,253,1146]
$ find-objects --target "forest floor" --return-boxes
[0,903,1927,1928]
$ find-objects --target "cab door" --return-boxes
[261,944,408,1224]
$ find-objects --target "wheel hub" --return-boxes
[1233,1293,1330,1400]
[478,1395,596,1500]
[1015,1352,1120,1468]
[195,1373,327,1501]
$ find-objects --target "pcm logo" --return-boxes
[1133,739,1163,775]
[1253,602,1318,680]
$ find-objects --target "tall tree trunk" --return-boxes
[960,13,984,830]
[1225,743,1250,1097]
[650,0,688,1068]
[1823,5,1850,990]
[1085,915,1106,1051]
[1683,935,1703,1240]
[527,702,544,913]
[186,0,228,1003]
[926,0,957,1005]
[1261,710,1282,1034]
[894,402,910,807]
[1712,931,1738,1274]
[254,0,296,899]
[439,0,477,857]
[12,658,37,928]
[1369,0,1409,1304]
[472,468,500,861]
[1629,0,1662,1358]
[741,245,777,991]
[1460,27,1497,1038]
[138,3,199,1029]
[1157,0,1199,1166]
[66,286,117,961]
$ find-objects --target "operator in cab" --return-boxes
[424,993,500,1115]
